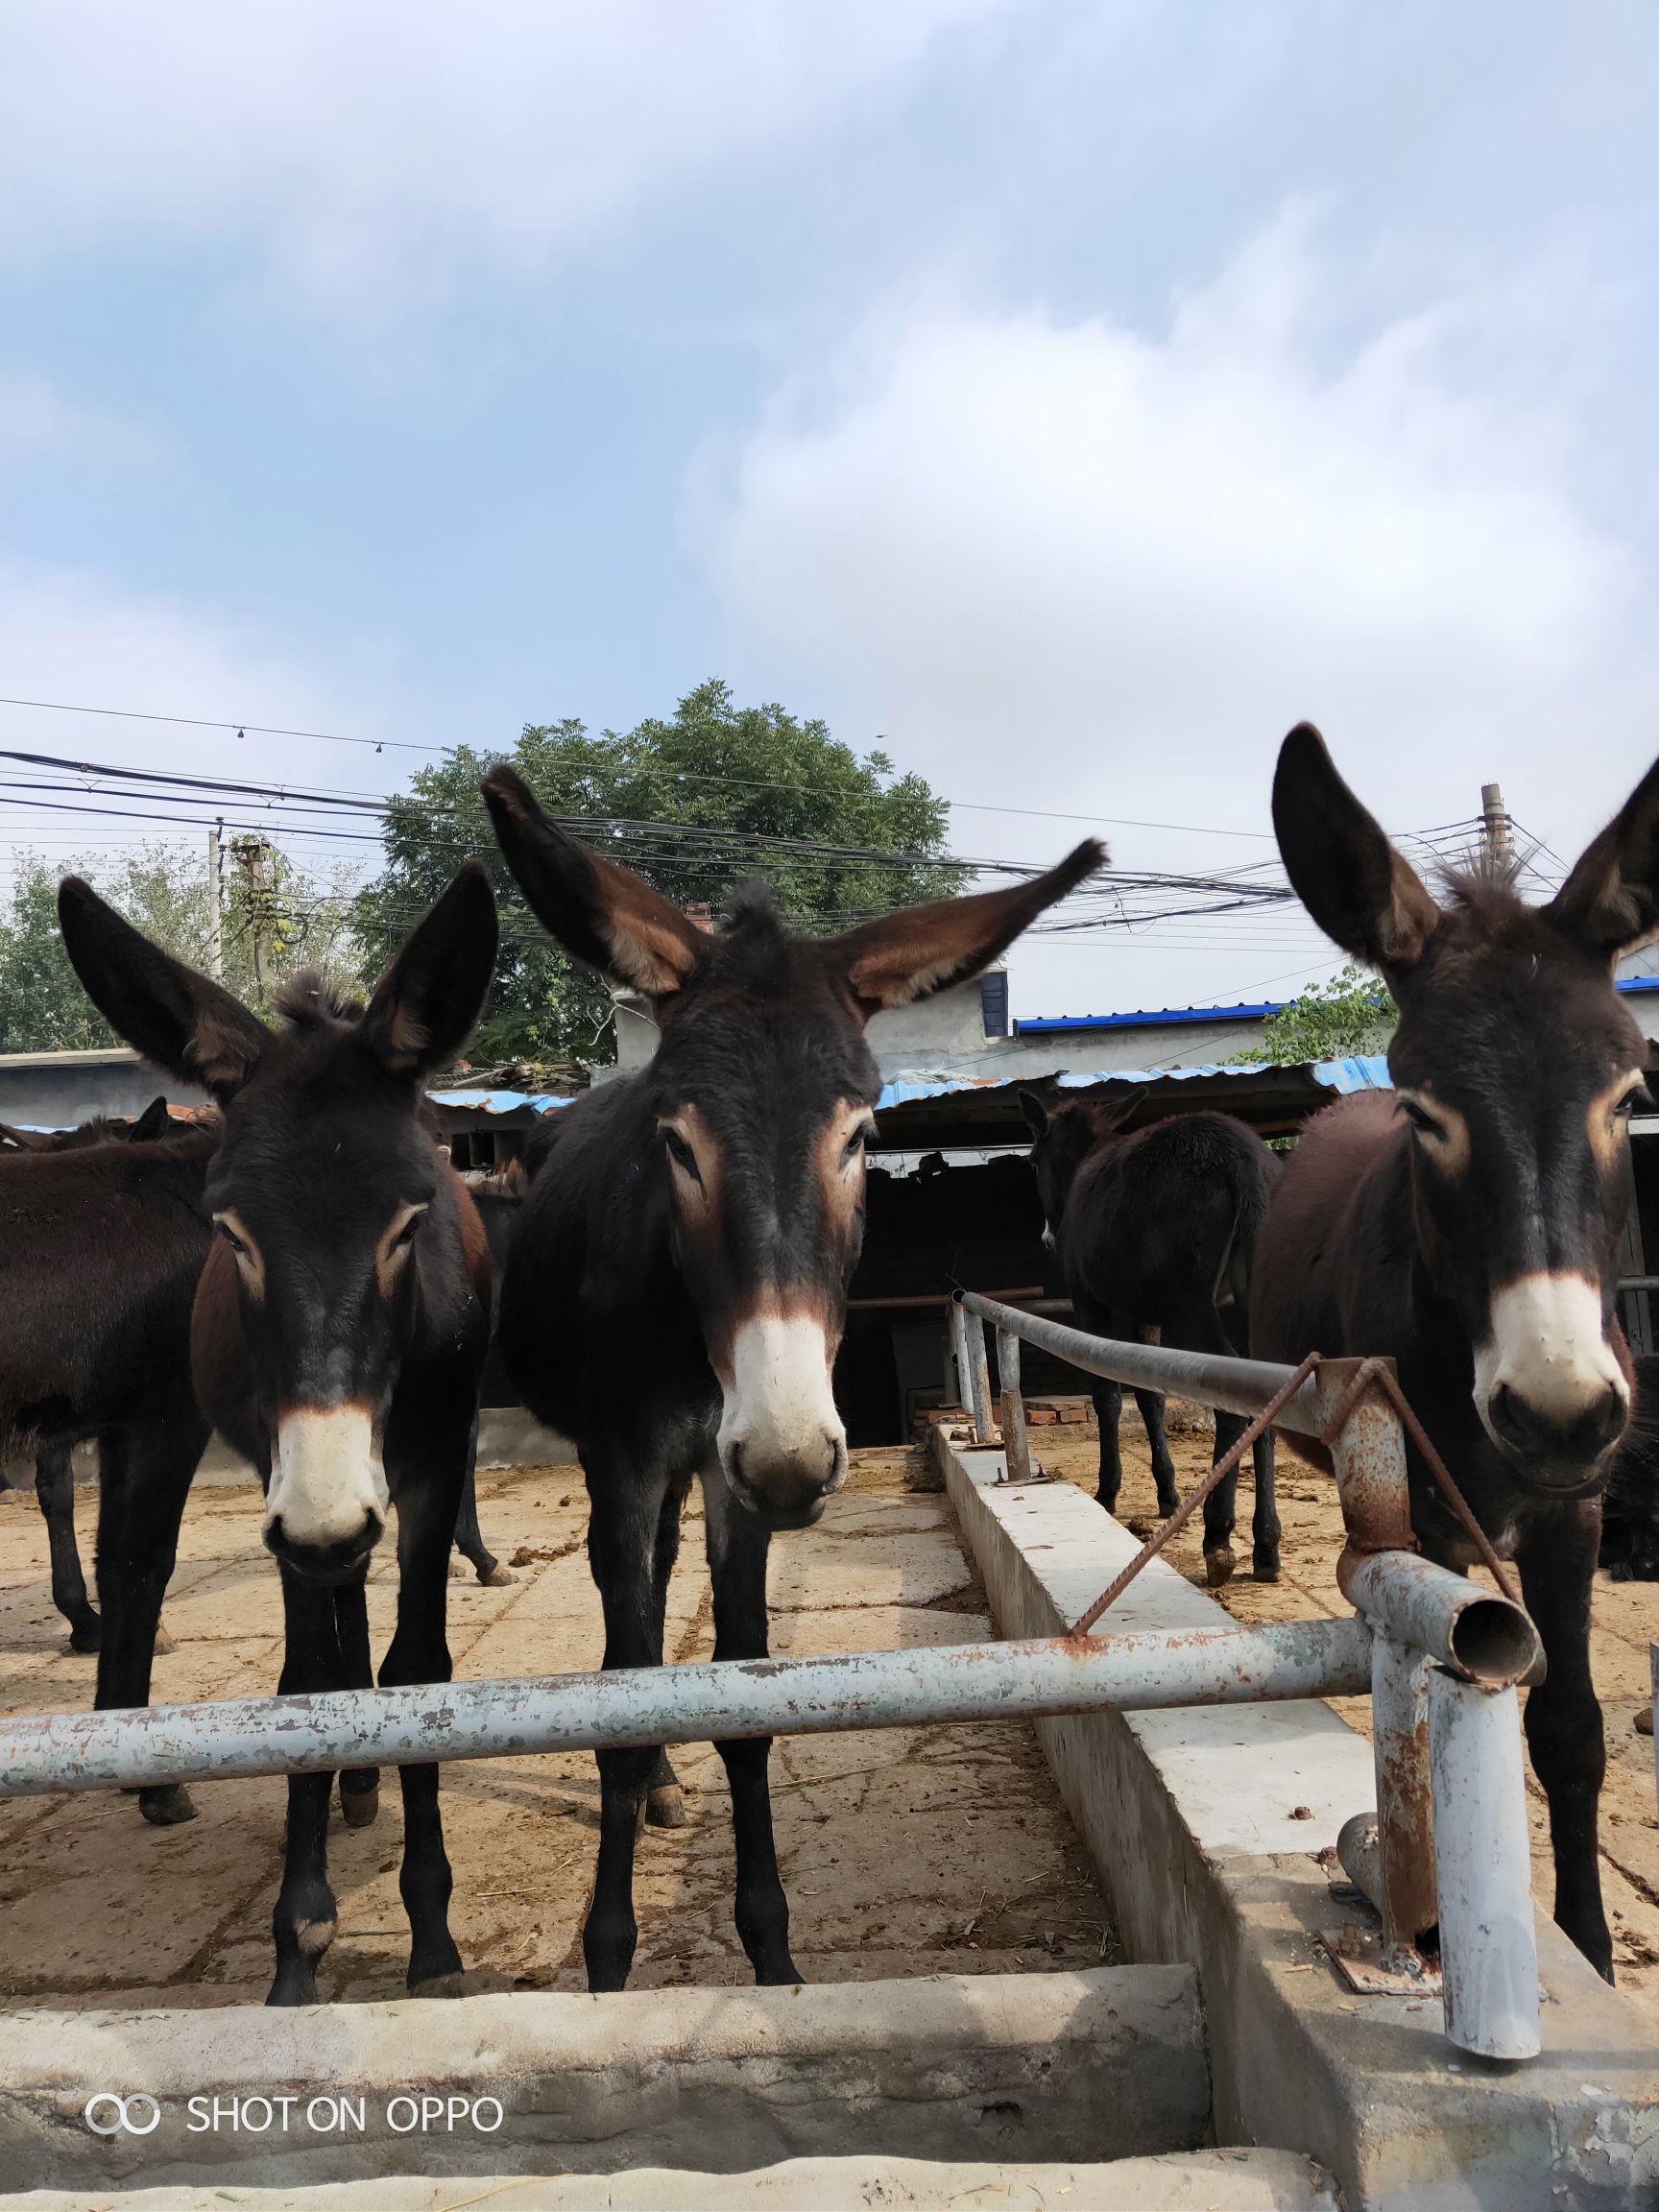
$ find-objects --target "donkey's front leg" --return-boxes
[381,1464,467,1995]
[1518,1503,1612,1980]
[702,1462,801,1985]
[36,1440,100,1652]
[269,1564,350,2006]
[582,1459,675,1991]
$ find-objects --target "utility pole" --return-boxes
[231,834,277,1004]
[206,819,224,981]
[1480,782,1510,872]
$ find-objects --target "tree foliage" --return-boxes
[1248,964,1396,1066]
[0,843,362,1054]
[353,679,969,1066]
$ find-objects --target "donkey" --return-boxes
[1021,1091,1280,1582]
[1600,1354,1659,1583]
[483,763,1100,1991]
[0,1105,216,1822]
[60,864,500,2005]
[0,1097,177,1652]
[1251,722,1656,1980]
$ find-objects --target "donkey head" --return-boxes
[59,867,498,1578]
[485,766,1101,1528]
[1020,1087,1146,1251]
[1274,723,1658,1494]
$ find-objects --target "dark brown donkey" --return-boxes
[484,763,1100,1991]
[60,865,499,2005]
[1021,1092,1280,1582]
[0,1098,176,1652]
[1252,723,1656,1980]
[0,1105,215,1824]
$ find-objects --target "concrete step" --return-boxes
[0,2148,1342,2211]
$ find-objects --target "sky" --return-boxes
[1,1,1656,1022]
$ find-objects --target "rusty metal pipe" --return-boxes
[953,1294,997,1445]
[958,1293,1326,1435]
[1368,1634,1437,1949]
[0,1618,1372,1800]
[1344,1552,1538,1688]
[997,1326,1034,1481]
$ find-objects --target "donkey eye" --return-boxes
[843,1124,873,1167]
[1615,1083,1653,1120]
[393,1208,426,1246]
[215,1218,249,1256]
[1399,1097,1442,1138]
[662,1127,702,1184]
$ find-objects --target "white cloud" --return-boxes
[0,562,401,889]
[0,1,998,315]
[700,213,1659,1011]
[0,374,155,471]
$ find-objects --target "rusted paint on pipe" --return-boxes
[1369,1633,1437,1952]
[1344,1552,1538,1688]
[0,1618,1372,1800]
[997,1326,1034,1482]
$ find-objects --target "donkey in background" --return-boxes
[60,864,499,2005]
[1253,722,1657,1979]
[485,761,1101,1991]
[1021,1090,1280,1583]
[0,1097,176,1652]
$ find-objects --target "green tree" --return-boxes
[0,843,365,1053]
[1246,964,1395,1065]
[354,679,969,1066]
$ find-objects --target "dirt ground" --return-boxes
[1034,1415,1659,2030]
[0,1452,1117,2009]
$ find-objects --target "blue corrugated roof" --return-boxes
[427,1088,571,1116]
[874,1055,1392,1114]
[1018,1000,1289,1033]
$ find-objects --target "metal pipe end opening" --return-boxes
[1448,1596,1539,1687]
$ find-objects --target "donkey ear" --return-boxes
[482,765,706,999]
[1097,1083,1149,1129]
[360,862,498,1079]
[58,878,270,1102]
[825,841,1104,1020]
[1018,1088,1050,1139]
[1544,754,1659,963]
[1272,724,1441,980]
[126,1096,172,1144]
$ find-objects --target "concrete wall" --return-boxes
[938,1434,1659,2212]
[0,1048,205,1130]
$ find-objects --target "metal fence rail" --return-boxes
[0,1619,1372,1797]
[950,1287,1545,2064]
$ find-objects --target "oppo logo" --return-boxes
[84,2093,161,2137]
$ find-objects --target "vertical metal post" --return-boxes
[998,1327,1033,1483]
[1369,1635,1437,1954]
[205,819,225,983]
[956,1300,996,1445]
[1427,1667,1541,2059]
[948,1300,970,1420]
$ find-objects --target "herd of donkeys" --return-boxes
[0,725,1654,2007]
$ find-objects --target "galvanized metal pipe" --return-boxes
[0,1618,1373,1800]
[959,1292,1326,1435]
[1344,1551,1539,1688]
[1427,1667,1541,2060]
[997,1326,1034,1482]
[1368,1634,1437,1950]
[954,1295,997,1445]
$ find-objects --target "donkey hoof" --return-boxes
[339,1773,380,1828]
[1253,1551,1283,1583]
[68,1619,102,1654]
[152,1620,177,1657]
[477,1562,516,1587]
[645,1782,687,1829]
[757,1956,805,1986]
[139,1783,198,1827]
[1204,1546,1236,1589]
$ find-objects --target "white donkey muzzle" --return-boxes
[717,1312,848,1528]
[265,1405,390,1561]
[1473,1273,1630,1477]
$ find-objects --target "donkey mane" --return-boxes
[271,971,364,1028]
